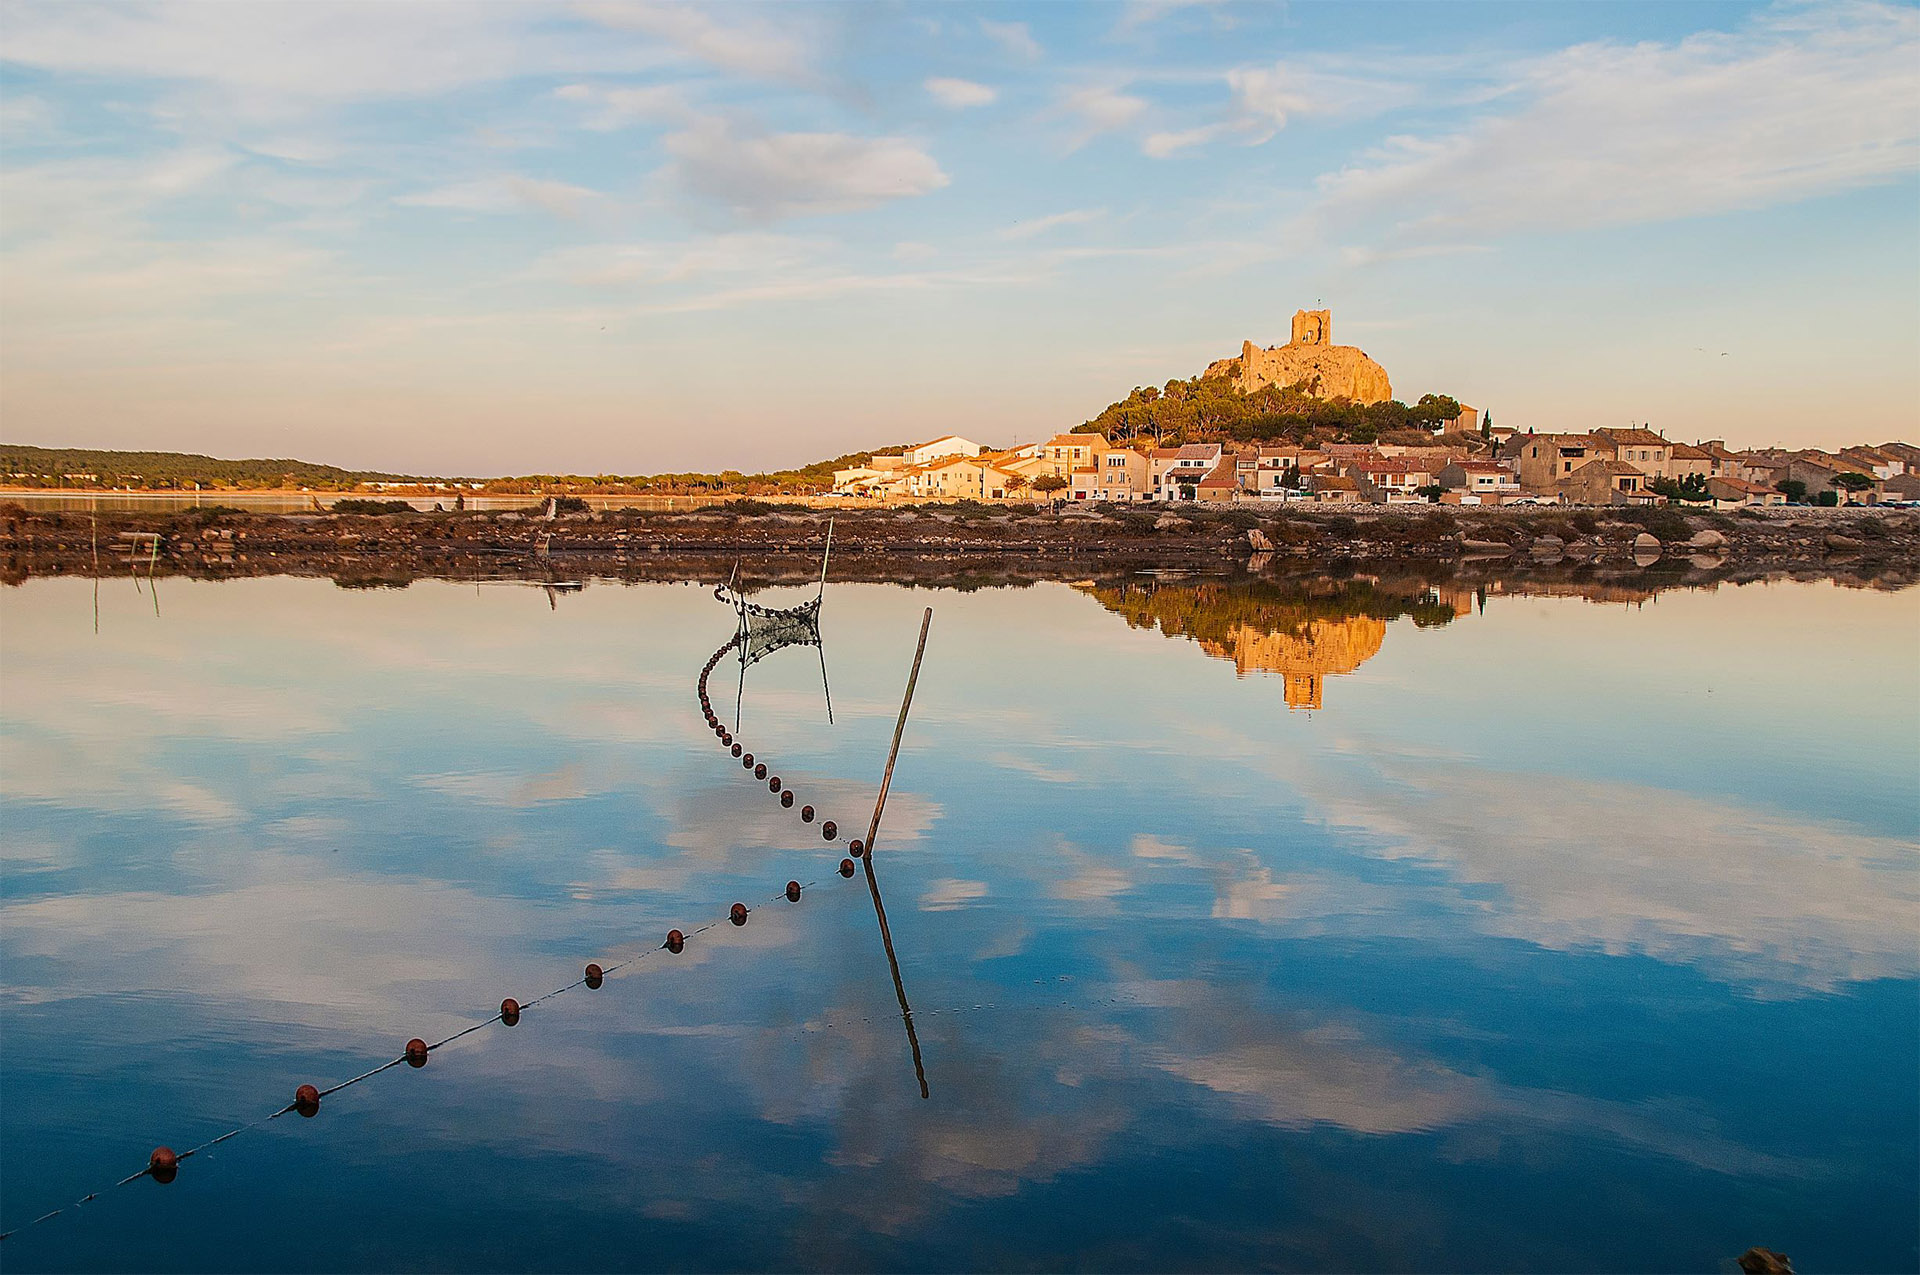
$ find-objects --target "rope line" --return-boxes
[0,624,868,1246]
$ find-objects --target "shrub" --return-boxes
[1322,515,1359,538]
[1568,511,1600,535]
[1613,505,1693,541]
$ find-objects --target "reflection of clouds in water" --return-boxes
[920,877,990,911]
[1287,746,1920,992]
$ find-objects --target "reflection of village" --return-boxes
[1081,575,1657,710]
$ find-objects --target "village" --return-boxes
[829,429,1920,511]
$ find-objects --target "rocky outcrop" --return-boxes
[1206,339,1393,404]
[1202,310,1393,404]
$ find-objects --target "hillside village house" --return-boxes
[1591,428,1674,480]
[829,424,1910,508]
[906,436,986,465]
[1438,460,1522,503]
[1156,444,1224,501]
[1706,476,1788,508]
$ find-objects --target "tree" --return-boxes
[1833,472,1874,496]
[1415,484,1446,503]
[1815,489,1839,507]
[1032,474,1068,494]
[1774,478,1807,503]
[1651,474,1710,503]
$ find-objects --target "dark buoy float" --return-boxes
[754,763,767,779]
[768,776,781,793]
[821,820,836,840]
[405,1037,429,1068]
[500,997,521,1026]
[665,929,685,953]
[781,791,794,808]
[294,1083,320,1117]
[849,839,865,858]
[584,963,604,989]
[730,902,749,926]
[838,859,855,878]
[800,805,814,822]
[148,1146,179,1184]
[785,881,802,902]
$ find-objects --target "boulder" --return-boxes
[1736,1248,1793,1274]
[1459,538,1512,555]
[1687,529,1727,549]
[1633,532,1661,555]
[1825,534,1864,552]
[1247,527,1275,551]
[1530,535,1565,555]
[1154,514,1190,532]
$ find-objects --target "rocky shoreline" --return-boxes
[3,502,1916,592]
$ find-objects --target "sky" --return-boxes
[0,0,1916,476]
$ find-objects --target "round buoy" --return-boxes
[730,902,749,926]
[405,1037,429,1068]
[850,839,865,858]
[821,820,836,840]
[149,1146,179,1184]
[665,929,685,953]
[294,1083,320,1117]
[500,997,521,1026]
[754,763,767,780]
[768,776,781,793]
[838,859,855,878]
[785,881,802,902]
[780,791,794,808]
[585,963,604,989]
[800,805,814,822]
[730,743,741,757]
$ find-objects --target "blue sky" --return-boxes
[1,1,1915,474]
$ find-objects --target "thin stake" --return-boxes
[860,606,933,1098]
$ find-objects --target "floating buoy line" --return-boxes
[1,579,937,1246]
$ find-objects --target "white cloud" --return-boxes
[1060,85,1148,145]
[998,208,1107,241]
[1310,2,1920,242]
[662,116,948,221]
[394,176,600,218]
[0,93,57,139]
[554,81,693,130]
[980,19,1042,61]
[0,2,668,115]
[575,0,824,87]
[925,76,996,109]
[1142,123,1237,158]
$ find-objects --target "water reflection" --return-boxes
[1082,576,1463,709]
[0,573,1914,1271]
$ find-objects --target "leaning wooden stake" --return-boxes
[861,606,933,1098]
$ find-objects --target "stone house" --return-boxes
[1511,433,1607,488]
[1705,476,1787,508]
[1591,428,1674,480]
[1552,458,1652,505]
[1438,461,1521,500]
[1308,474,1361,503]
[1348,457,1437,503]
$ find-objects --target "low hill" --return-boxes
[1075,373,1468,448]
[0,444,427,491]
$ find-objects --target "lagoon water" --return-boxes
[1,573,1915,1272]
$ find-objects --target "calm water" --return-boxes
[1,572,1915,1273]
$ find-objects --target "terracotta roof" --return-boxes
[1594,428,1669,446]
[1175,444,1220,460]
[1311,475,1359,491]
[1197,460,1238,488]
[1449,462,1510,474]
[1667,441,1711,459]
[1708,477,1777,495]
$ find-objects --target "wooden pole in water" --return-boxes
[861,607,933,1098]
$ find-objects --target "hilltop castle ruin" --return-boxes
[1204,309,1393,404]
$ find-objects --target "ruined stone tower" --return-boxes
[1202,307,1392,403]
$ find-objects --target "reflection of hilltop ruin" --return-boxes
[1083,578,1463,711]
[1199,617,1387,709]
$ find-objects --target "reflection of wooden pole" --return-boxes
[861,607,933,1098]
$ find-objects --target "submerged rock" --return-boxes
[1736,1247,1793,1274]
